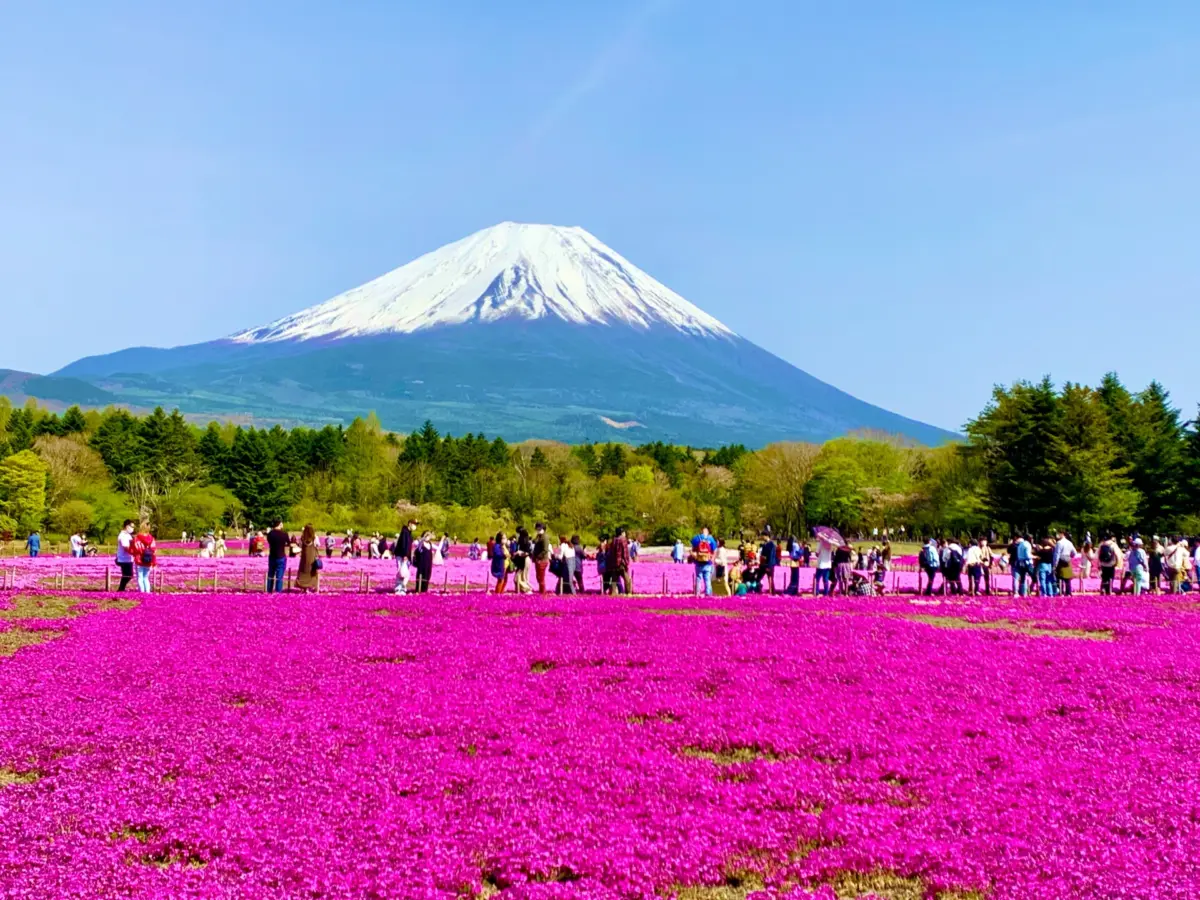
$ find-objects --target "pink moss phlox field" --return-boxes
[0,553,1122,596]
[1,589,1199,898]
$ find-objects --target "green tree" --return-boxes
[1050,384,1138,535]
[0,450,48,532]
[61,405,88,434]
[967,377,1063,533]
[226,429,291,526]
[52,499,96,536]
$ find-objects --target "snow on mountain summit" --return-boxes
[229,223,735,343]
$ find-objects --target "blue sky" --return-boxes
[2,1,1198,431]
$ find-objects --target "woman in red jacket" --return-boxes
[131,523,157,593]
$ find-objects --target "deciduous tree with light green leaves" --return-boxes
[0,450,48,533]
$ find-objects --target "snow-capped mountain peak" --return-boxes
[229,222,735,343]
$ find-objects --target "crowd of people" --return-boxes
[29,517,1200,602]
[918,532,1200,598]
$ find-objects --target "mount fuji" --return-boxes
[54,223,955,446]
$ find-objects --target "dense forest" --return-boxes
[0,371,1197,542]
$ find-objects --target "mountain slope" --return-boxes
[52,223,957,446]
[0,369,117,407]
[230,222,732,343]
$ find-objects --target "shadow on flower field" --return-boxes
[1,589,1198,899]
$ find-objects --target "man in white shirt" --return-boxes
[1165,537,1190,594]
[115,520,136,591]
[813,538,834,596]
[69,532,84,558]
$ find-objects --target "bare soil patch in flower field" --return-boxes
[643,607,744,617]
[0,626,63,657]
[900,613,1114,641]
[0,589,1193,898]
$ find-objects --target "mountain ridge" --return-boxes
[229,222,734,344]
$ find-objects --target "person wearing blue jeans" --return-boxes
[813,566,832,596]
[267,557,287,593]
[1035,537,1057,596]
[691,527,718,596]
[25,531,40,558]
[266,519,289,593]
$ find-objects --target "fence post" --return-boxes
[463,575,468,593]
[364,573,371,593]
[213,570,219,592]
[242,568,248,592]
[105,568,112,592]
[196,570,202,592]
[443,570,449,592]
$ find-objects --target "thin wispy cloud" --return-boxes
[520,0,678,151]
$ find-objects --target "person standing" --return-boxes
[532,523,553,594]
[295,524,321,593]
[25,530,40,558]
[1149,538,1165,594]
[132,522,157,593]
[490,531,510,594]
[555,534,576,595]
[672,539,686,564]
[1035,539,1056,597]
[395,520,415,570]
[68,531,84,559]
[920,537,940,596]
[115,520,136,592]
[942,539,964,595]
[413,532,435,593]
[1053,531,1077,596]
[965,539,985,596]
[511,527,533,594]
[814,535,835,596]
[691,526,718,597]
[1079,542,1095,582]
[786,536,802,595]
[1165,537,1190,594]
[606,526,632,596]
[1012,534,1033,597]
[1128,538,1149,596]
[1097,535,1121,595]
[832,542,853,595]
[266,519,288,593]
[571,535,587,593]
[758,531,779,594]
[978,537,994,594]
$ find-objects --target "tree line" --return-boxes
[0,371,1196,543]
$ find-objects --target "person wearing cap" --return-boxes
[1128,538,1149,596]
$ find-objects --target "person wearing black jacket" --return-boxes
[266,519,289,593]
[532,523,553,594]
[757,533,779,594]
[395,521,415,564]
[413,531,434,593]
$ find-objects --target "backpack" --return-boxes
[923,545,939,568]
[948,547,963,568]
[1098,543,1116,566]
